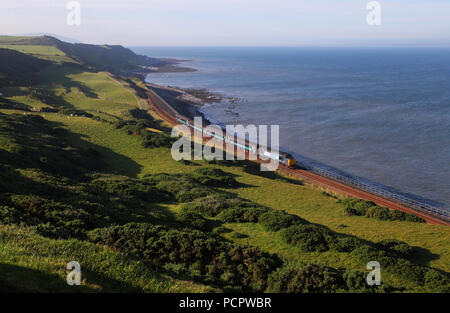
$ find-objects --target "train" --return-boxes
[175,115,297,168]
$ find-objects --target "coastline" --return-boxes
[141,60,450,225]
[145,57,197,73]
[144,57,242,124]
[145,82,213,125]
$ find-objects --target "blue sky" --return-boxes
[1,0,449,47]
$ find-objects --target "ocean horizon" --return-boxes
[133,46,450,211]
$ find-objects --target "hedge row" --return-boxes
[258,210,309,232]
[339,198,425,223]
[278,224,360,253]
[87,222,402,293]
[180,194,268,222]
[351,245,449,292]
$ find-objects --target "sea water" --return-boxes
[133,46,450,210]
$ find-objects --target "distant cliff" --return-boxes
[0,35,169,78]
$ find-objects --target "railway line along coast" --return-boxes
[146,88,450,226]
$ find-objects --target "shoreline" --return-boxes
[141,60,450,225]
[146,57,197,73]
[145,82,213,125]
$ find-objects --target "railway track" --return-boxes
[146,88,450,226]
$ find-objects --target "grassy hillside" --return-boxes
[0,36,448,293]
[0,35,167,74]
[0,49,52,87]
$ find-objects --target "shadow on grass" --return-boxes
[0,263,147,293]
[333,228,443,270]
[242,162,304,185]
[203,159,304,186]
[0,263,93,293]
[0,98,30,111]
[66,128,143,178]
[411,246,440,267]
[42,65,99,98]
[0,113,143,179]
[35,65,99,110]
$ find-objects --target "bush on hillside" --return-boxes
[342,270,397,293]
[91,175,171,203]
[148,174,214,202]
[189,167,240,187]
[176,211,209,231]
[340,198,375,216]
[376,239,414,259]
[87,223,281,291]
[423,269,450,293]
[278,224,337,252]
[142,132,175,148]
[216,207,269,223]
[266,262,347,293]
[339,198,425,223]
[348,244,447,289]
[115,119,174,148]
[181,195,262,218]
[329,236,361,253]
[258,210,309,232]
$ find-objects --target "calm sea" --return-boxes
[132,47,450,210]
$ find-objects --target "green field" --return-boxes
[0,45,75,64]
[0,36,448,293]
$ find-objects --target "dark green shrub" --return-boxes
[154,177,213,202]
[403,213,426,223]
[181,195,261,218]
[266,262,346,293]
[115,119,174,148]
[180,195,228,217]
[329,237,360,252]
[217,207,269,223]
[365,206,391,220]
[91,175,171,203]
[423,269,450,292]
[343,270,372,292]
[87,223,281,291]
[190,167,239,187]
[7,194,92,238]
[0,205,26,225]
[340,198,425,223]
[350,245,429,286]
[142,132,174,148]
[377,239,414,259]
[343,270,396,292]
[176,211,209,231]
[258,210,309,232]
[340,198,375,216]
[279,224,336,252]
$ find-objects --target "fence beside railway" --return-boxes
[301,164,450,221]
